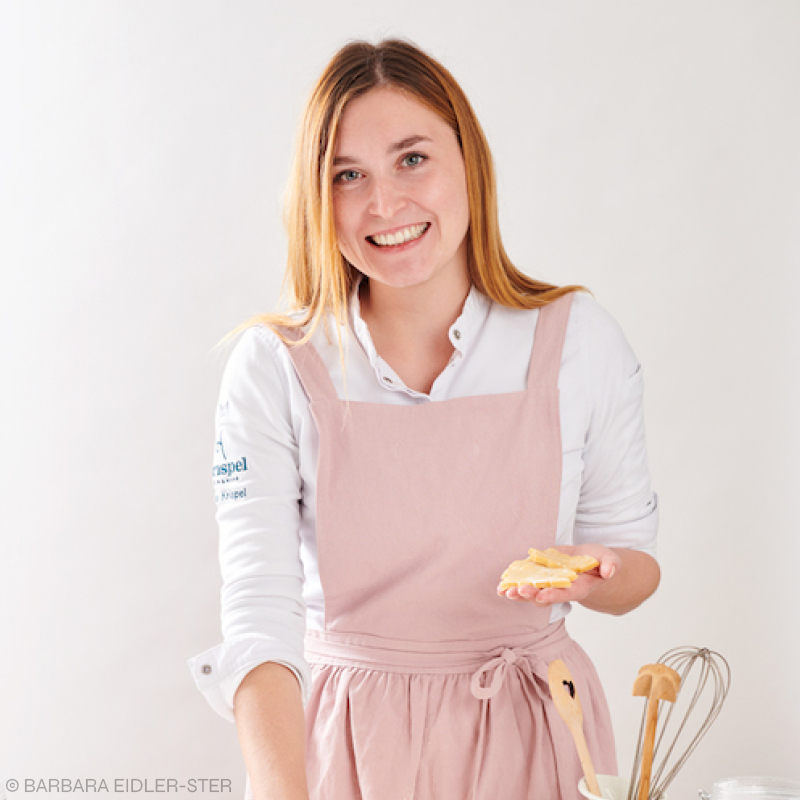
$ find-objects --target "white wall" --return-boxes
[1,1,798,797]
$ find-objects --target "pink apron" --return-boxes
[284,293,616,799]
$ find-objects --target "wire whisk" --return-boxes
[628,646,731,800]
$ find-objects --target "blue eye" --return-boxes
[402,153,426,167]
[335,169,361,183]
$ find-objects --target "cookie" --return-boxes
[498,560,577,591]
[528,548,599,574]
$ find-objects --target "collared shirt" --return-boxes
[188,288,658,721]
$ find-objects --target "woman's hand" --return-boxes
[497,545,659,616]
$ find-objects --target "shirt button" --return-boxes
[452,329,461,340]
[382,376,393,385]
[201,664,212,675]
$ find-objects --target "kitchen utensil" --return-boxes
[548,658,602,797]
[628,647,731,800]
[632,663,681,800]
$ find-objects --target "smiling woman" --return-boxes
[188,38,660,800]
[264,39,582,348]
[330,87,474,390]
[331,89,471,299]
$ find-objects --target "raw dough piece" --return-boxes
[498,548,600,591]
[528,548,599,574]
[498,560,577,591]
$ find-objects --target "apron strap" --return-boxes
[280,327,341,403]
[526,292,575,391]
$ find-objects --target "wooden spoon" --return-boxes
[548,659,602,797]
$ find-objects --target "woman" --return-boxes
[190,38,660,800]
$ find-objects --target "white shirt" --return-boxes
[188,289,658,722]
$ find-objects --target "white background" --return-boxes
[1,1,799,798]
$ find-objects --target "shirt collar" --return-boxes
[349,278,491,392]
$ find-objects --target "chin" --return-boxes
[365,269,438,291]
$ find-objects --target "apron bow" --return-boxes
[469,645,558,799]
[470,646,524,700]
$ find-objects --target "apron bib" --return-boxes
[284,293,616,799]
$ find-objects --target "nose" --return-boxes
[368,175,406,219]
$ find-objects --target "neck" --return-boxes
[358,265,471,394]
[359,266,471,348]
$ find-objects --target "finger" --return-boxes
[517,584,540,601]
[533,588,562,605]
[501,584,540,602]
[599,555,619,580]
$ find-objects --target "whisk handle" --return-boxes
[637,698,659,800]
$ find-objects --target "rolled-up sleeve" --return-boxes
[573,301,659,558]
[188,327,311,720]
[188,637,310,723]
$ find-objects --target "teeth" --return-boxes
[371,223,428,247]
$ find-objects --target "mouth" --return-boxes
[366,222,430,248]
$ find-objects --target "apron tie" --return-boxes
[469,647,520,699]
[468,645,579,800]
[469,646,551,799]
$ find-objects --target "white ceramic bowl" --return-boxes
[579,775,669,800]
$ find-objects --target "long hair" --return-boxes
[253,38,582,342]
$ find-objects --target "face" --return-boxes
[331,88,470,295]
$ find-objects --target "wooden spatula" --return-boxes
[548,659,602,797]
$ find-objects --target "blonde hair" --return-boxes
[251,38,583,342]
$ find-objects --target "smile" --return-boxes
[367,223,430,247]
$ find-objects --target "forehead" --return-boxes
[334,88,455,154]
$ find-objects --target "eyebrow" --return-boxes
[332,135,432,166]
